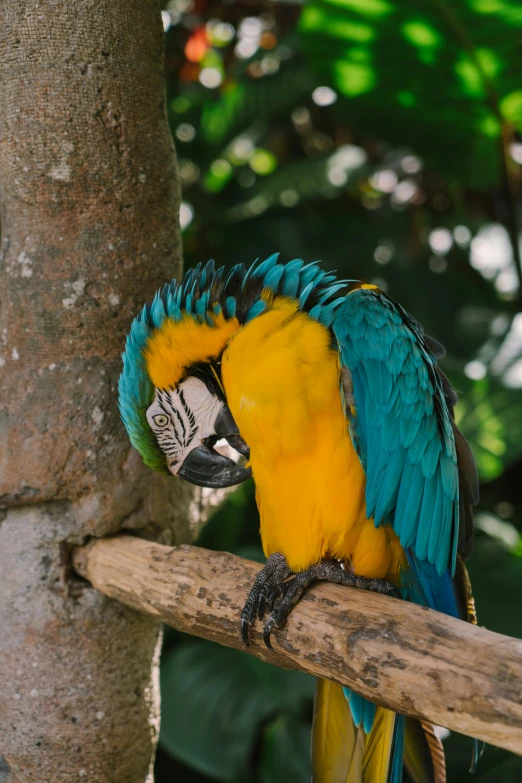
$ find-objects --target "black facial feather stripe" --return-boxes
[178,388,198,446]
[173,407,186,438]
[152,389,199,463]
[178,388,197,427]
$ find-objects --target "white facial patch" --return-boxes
[146,377,224,475]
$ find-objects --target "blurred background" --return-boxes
[154,0,522,780]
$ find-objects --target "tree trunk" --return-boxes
[0,2,190,780]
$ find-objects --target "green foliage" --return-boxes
[300,0,522,187]
[199,66,316,147]
[453,376,522,480]
[160,639,314,781]
[468,532,522,638]
[259,715,312,783]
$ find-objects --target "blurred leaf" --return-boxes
[155,745,216,783]
[473,753,522,782]
[204,158,234,193]
[227,148,368,220]
[250,148,278,175]
[474,511,520,551]
[160,639,314,781]
[234,543,266,563]
[453,376,522,480]
[201,65,316,146]
[196,481,260,553]
[300,0,522,186]
[467,533,522,638]
[444,731,522,783]
[260,715,312,783]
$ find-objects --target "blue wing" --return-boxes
[332,285,481,773]
[332,286,478,582]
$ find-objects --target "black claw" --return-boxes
[239,553,291,647]
[241,617,250,647]
[263,620,274,650]
[268,585,282,610]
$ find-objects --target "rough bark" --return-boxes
[0,2,190,781]
[74,536,522,757]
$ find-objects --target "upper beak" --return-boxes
[177,404,251,488]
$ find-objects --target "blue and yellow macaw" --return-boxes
[119,254,479,783]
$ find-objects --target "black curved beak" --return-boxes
[177,446,251,488]
[177,405,251,488]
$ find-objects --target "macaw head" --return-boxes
[119,254,351,488]
[140,349,250,489]
[118,259,253,488]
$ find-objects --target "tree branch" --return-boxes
[73,535,522,756]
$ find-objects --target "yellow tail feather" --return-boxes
[362,706,396,783]
[312,680,397,783]
[312,679,364,782]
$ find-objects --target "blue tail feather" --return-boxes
[389,714,405,783]
[405,549,461,619]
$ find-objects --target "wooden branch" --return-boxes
[73,535,522,756]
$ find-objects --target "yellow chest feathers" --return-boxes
[222,298,403,579]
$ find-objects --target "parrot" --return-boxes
[118,254,480,783]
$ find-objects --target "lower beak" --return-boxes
[214,405,250,457]
[177,445,251,488]
[177,404,251,488]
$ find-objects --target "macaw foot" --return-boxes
[249,559,400,650]
[240,553,291,646]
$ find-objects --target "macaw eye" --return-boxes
[153,414,169,428]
